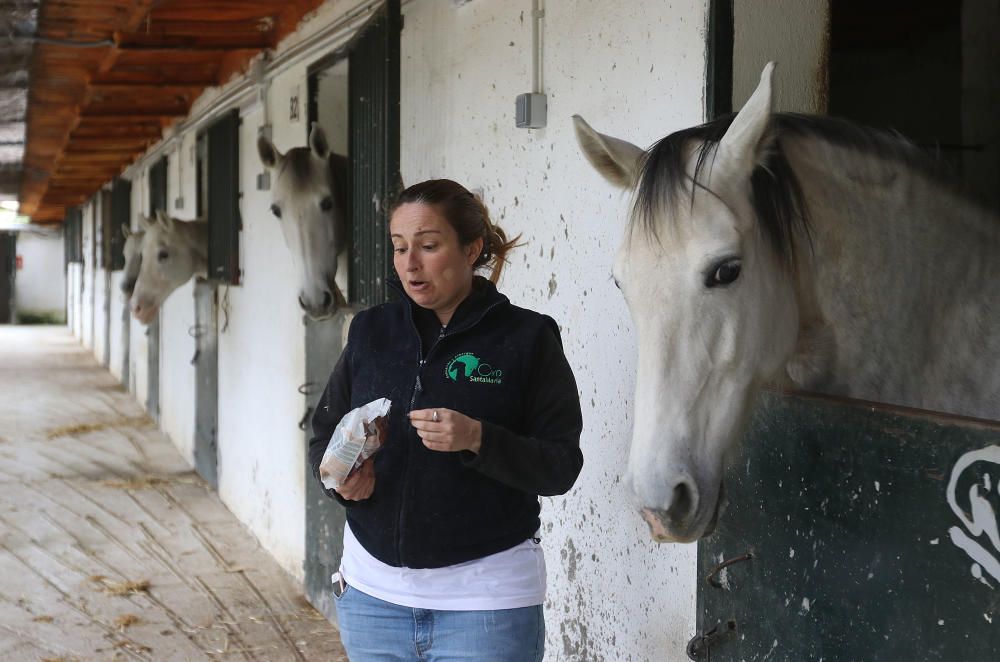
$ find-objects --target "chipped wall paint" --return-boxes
[93,267,110,365]
[108,271,127,382]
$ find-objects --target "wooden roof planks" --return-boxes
[19,0,327,223]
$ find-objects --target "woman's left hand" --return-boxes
[409,408,482,454]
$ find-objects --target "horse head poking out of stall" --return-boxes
[120,224,144,300]
[574,62,1000,543]
[258,123,349,320]
[130,211,208,325]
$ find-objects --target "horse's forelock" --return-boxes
[275,147,329,197]
[630,114,809,270]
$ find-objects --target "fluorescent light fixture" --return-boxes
[0,200,19,212]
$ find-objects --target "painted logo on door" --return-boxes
[946,445,1000,587]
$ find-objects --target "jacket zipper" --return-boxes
[396,299,503,566]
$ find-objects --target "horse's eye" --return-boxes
[270,204,282,219]
[320,197,333,212]
[157,249,169,262]
[706,258,741,287]
[613,277,621,291]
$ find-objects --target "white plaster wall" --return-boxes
[66,263,77,334]
[108,270,127,382]
[94,268,110,365]
[400,1,708,659]
[131,314,149,404]
[213,102,308,579]
[81,201,95,350]
[733,0,829,113]
[71,263,82,339]
[14,230,65,321]
[159,278,198,464]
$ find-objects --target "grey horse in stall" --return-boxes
[129,210,208,324]
[119,224,144,300]
[574,62,1000,543]
[257,123,350,320]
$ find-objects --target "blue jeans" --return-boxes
[335,584,545,661]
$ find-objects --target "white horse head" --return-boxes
[257,122,349,320]
[130,210,208,324]
[120,224,144,299]
[575,64,801,542]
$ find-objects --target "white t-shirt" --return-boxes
[338,522,546,611]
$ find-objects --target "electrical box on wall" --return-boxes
[516,93,547,129]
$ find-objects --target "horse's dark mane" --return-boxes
[632,112,968,268]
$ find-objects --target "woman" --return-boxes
[309,179,584,661]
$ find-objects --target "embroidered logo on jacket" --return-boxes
[445,352,503,384]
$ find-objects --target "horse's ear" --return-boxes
[573,115,644,190]
[719,61,776,173]
[121,224,131,239]
[257,133,283,169]
[137,214,152,231]
[309,122,330,159]
[155,209,175,233]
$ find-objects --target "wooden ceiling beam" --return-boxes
[92,69,220,87]
[147,1,287,22]
[115,28,273,50]
[62,138,153,150]
[73,126,164,139]
[58,154,140,165]
[78,111,184,122]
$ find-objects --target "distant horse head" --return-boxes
[120,224,144,299]
[130,210,208,325]
[258,123,349,320]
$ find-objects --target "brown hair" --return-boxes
[391,179,521,283]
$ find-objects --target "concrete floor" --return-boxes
[0,325,347,661]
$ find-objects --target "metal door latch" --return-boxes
[686,619,737,660]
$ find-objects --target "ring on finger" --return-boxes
[432,410,439,423]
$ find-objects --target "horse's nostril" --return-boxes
[321,290,333,309]
[297,295,307,310]
[666,480,697,525]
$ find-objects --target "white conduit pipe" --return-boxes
[531,0,544,94]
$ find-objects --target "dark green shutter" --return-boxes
[64,207,82,263]
[149,156,168,215]
[97,190,114,269]
[63,209,74,265]
[348,0,401,306]
[110,178,132,270]
[206,110,241,284]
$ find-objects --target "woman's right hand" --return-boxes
[336,459,375,501]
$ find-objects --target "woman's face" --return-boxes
[390,202,483,318]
